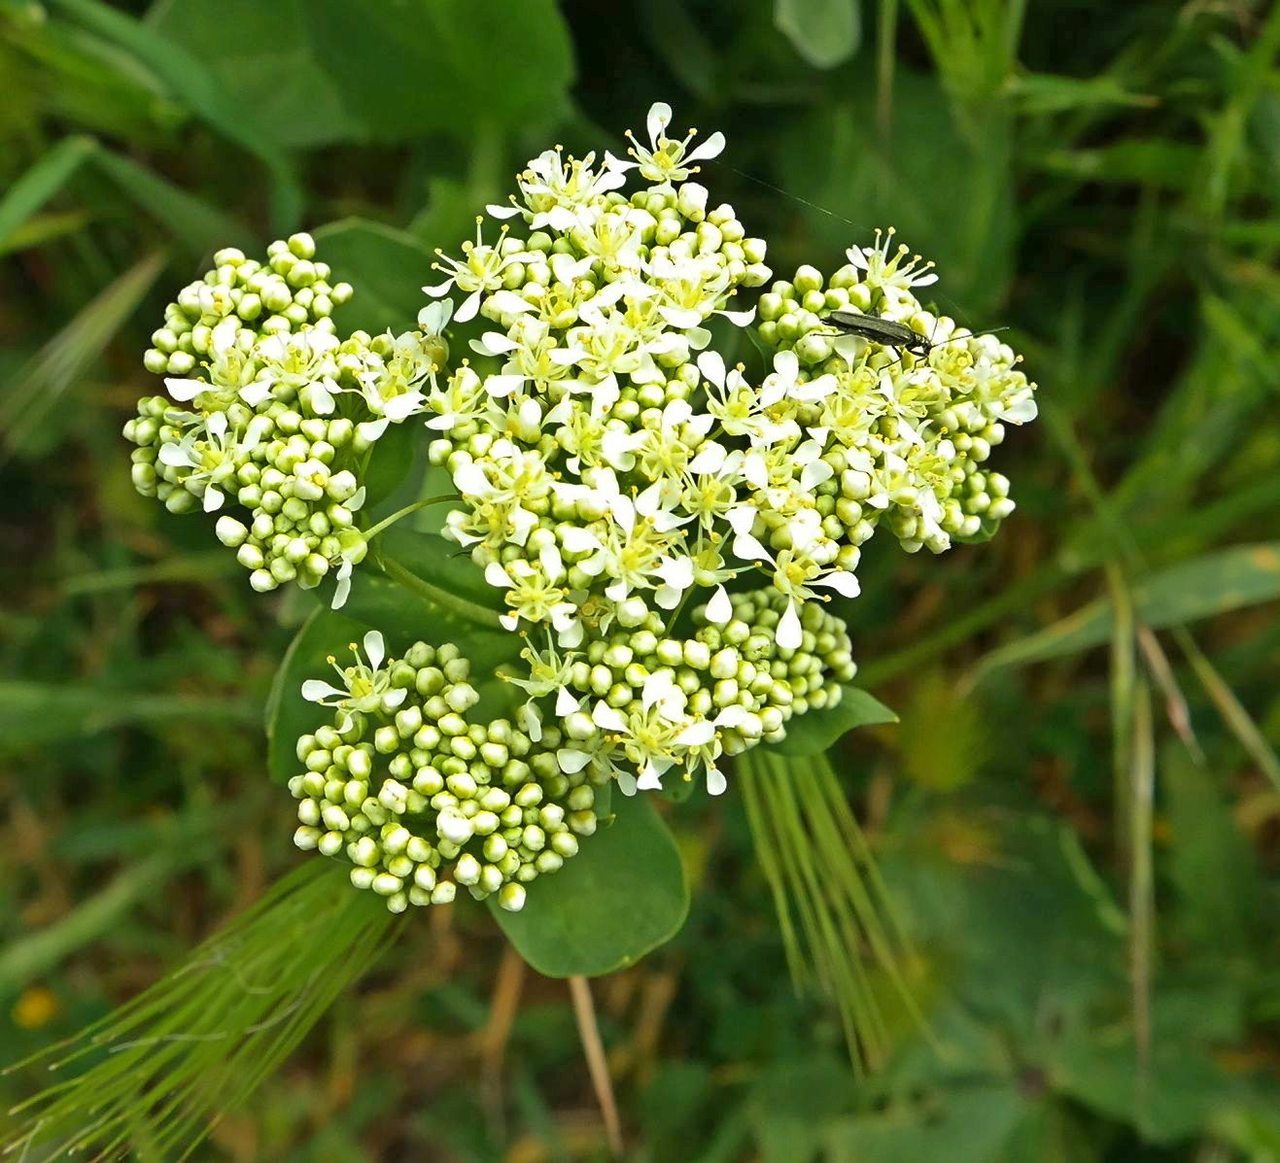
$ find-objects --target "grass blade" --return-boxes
[0,251,165,463]
[3,863,397,1161]
[0,136,95,249]
[738,749,928,1071]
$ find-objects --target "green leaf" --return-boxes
[301,0,575,142]
[766,686,897,757]
[314,218,434,334]
[0,135,95,250]
[0,680,255,757]
[490,793,688,978]
[1,251,166,462]
[775,0,861,69]
[7,863,394,1159]
[148,0,364,151]
[360,422,422,511]
[91,147,254,253]
[49,0,301,226]
[975,542,1280,677]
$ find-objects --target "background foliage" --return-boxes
[3,0,1280,1158]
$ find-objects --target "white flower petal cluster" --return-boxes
[423,103,891,798]
[756,231,1037,555]
[124,235,443,606]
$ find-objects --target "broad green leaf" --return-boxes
[0,135,95,250]
[775,0,861,69]
[301,0,574,142]
[490,792,688,978]
[360,422,422,511]
[766,686,897,757]
[975,542,1280,677]
[148,0,364,151]
[150,0,573,147]
[49,0,302,226]
[824,1083,1029,1162]
[314,218,434,334]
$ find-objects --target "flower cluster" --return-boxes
[755,231,1036,553]
[123,234,448,605]
[418,102,1034,799]
[125,102,1039,910]
[502,585,855,795]
[293,632,604,913]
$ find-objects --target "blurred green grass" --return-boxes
[3,0,1280,1158]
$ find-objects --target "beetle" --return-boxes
[826,310,934,357]
[825,309,1007,361]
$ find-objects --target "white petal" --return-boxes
[385,688,408,708]
[686,131,726,163]
[816,570,861,598]
[732,532,771,562]
[452,462,492,497]
[646,101,673,146]
[301,679,348,703]
[696,350,726,388]
[705,585,732,624]
[202,485,223,513]
[358,418,390,442]
[555,687,582,717]
[157,442,193,468]
[332,561,353,609]
[592,702,628,733]
[777,599,803,650]
[363,630,385,670]
[557,748,592,774]
[675,720,715,747]
[164,377,206,402]
[454,289,483,323]
[485,561,514,588]
[706,765,727,796]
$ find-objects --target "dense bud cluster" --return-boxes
[294,632,604,913]
[756,232,1036,552]
[503,586,855,794]
[123,234,448,605]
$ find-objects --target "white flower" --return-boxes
[157,411,270,512]
[300,631,407,729]
[846,227,938,291]
[423,219,531,323]
[621,102,726,186]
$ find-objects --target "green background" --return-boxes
[3,0,1280,1158]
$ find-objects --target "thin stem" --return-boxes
[378,555,504,630]
[569,975,623,1158]
[362,494,458,542]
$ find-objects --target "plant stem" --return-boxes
[378,555,504,630]
[569,974,623,1158]
[362,494,458,542]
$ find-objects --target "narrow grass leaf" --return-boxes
[972,542,1280,678]
[0,136,95,249]
[0,252,165,463]
[738,749,926,1071]
[4,862,397,1161]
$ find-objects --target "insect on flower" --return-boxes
[826,309,1009,359]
